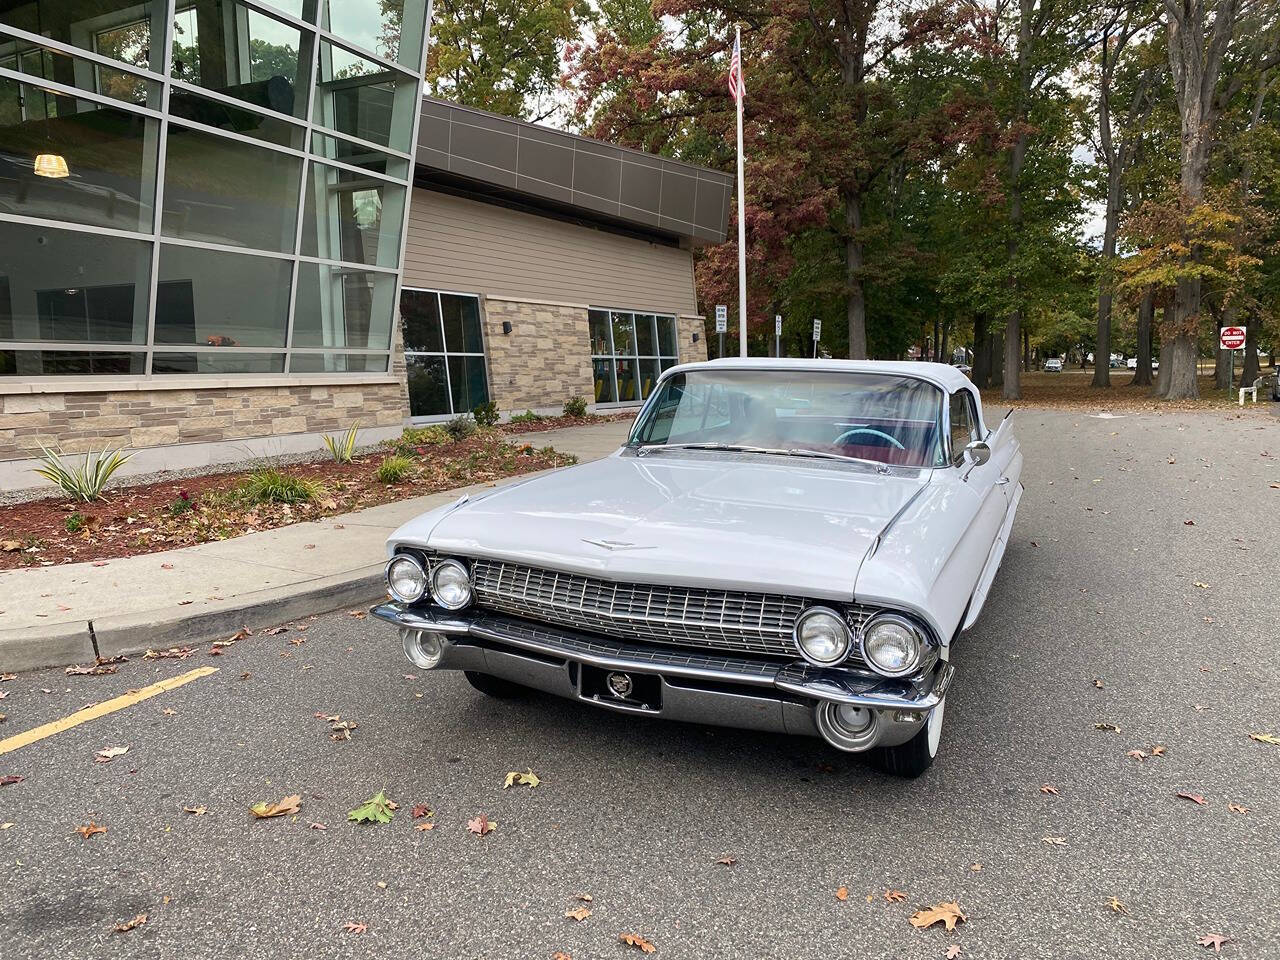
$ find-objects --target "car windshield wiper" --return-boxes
[636,442,785,457]
[783,448,887,469]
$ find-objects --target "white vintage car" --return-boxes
[373,359,1022,777]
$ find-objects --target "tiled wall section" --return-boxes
[0,383,409,459]
[482,299,595,410]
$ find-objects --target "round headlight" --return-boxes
[430,559,473,610]
[794,606,851,666]
[386,555,427,603]
[861,614,924,677]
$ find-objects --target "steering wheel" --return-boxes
[834,427,905,450]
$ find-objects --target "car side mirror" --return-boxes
[962,440,991,467]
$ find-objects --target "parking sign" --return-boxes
[812,319,821,341]
[715,305,727,334]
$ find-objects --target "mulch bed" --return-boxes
[0,433,573,570]
[497,411,636,435]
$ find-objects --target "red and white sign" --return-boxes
[1220,326,1246,350]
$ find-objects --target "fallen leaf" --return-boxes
[160,563,174,570]
[1196,934,1231,954]
[1093,679,1104,688]
[619,933,656,953]
[503,768,541,789]
[413,822,435,832]
[552,953,572,960]
[0,823,12,830]
[885,889,907,902]
[565,907,592,922]
[1040,784,1058,795]
[343,922,367,935]
[67,663,118,676]
[835,886,849,901]
[1193,582,1210,589]
[94,746,129,763]
[1177,792,1207,805]
[1150,745,1166,756]
[1126,749,1146,761]
[251,794,301,818]
[1183,519,1196,526]
[264,626,288,636]
[1107,897,1127,914]
[715,855,736,866]
[0,674,16,681]
[909,902,966,931]
[0,540,20,552]
[348,609,367,619]
[76,822,107,839]
[575,894,593,902]
[0,775,24,787]
[969,863,983,872]
[1094,722,1121,732]
[1227,803,1249,814]
[411,804,432,819]
[467,814,496,836]
[162,708,178,716]
[112,914,147,934]
[309,822,327,830]
[946,947,962,959]
[183,805,206,816]
[1042,836,1067,845]
[348,790,396,824]
[1248,732,1280,745]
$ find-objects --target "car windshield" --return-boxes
[629,368,946,468]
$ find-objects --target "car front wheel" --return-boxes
[463,671,528,699]
[872,697,945,779]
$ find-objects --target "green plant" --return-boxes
[509,409,544,424]
[445,415,477,441]
[562,395,588,418]
[64,512,86,534]
[471,400,500,428]
[169,489,195,515]
[375,455,413,484]
[33,445,134,502]
[240,468,321,504]
[402,426,450,446]
[322,421,360,464]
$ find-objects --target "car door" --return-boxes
[957,400,1021,631]
[949,391,1006,560]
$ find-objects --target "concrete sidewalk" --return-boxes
[0,420,630,672]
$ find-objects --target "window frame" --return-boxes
[589,307,680,408]
[400,287,490,421]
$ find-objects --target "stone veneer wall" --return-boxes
[481,298,594,410]
[0,382,408,460]
[677,315,709,365]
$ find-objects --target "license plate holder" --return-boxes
[579,665,661,711]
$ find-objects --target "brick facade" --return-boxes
[0,382,408,460]
[481,298,594,411]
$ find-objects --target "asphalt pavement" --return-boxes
[1,406,1278,960]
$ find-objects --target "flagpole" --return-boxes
[734,24,747,358]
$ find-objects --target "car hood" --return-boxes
[393,453,930,600]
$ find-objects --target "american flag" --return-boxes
[728,33,744,104]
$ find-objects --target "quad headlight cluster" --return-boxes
[385,554,473,610]
[793,606,934,678]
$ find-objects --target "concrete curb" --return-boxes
[91,565,387,661]
[0,619,95,673]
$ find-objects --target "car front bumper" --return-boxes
[371,602,953,752]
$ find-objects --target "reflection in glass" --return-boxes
[448,355,489,412]
[441,294,483,353]
[292,263,395,349]
[162,124,302,252]
[0,43,160,108]
[615,356,640,402]
[657,316,678,356]
[406,354,448,417]
[314,39,413,151]
[0,82,159,232]
[1,1,168,75]
[588,309,610,355]
[639,358,661,400]
[593,358,617,404]
[314,0,428,69]
[168,87,305,149]
[171,1,310,118]
[0,350,145,376]
[151,352,286,374]
[155,246,291,347]
[300,161,405,266]
[310,131,410,179]
[290,352,389,373]
[636,314,657,355]
[611,312,636,355]
[400,290,443,352]
[0,220,151,344]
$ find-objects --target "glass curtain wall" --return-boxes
[589,309,680,405]
[0,0,429,379]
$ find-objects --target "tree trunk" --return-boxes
[940,321,950,367]
[1153,304,1174,396]
[992,332,1005,389]
[1022,327,1030,371]
[972,314,991,388]
[1242,321,1259,385]
[1161,331,1200,399]
[1213,317,1231,390]
[844,187,867,359]
[1131,289,1154,387]
[1093,166,1122,386]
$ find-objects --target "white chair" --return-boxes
[1239,376,1266,405]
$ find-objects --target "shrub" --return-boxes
[445,415,476,441]
[509,409,544,424]
[562,395,588,418]
[322,421,360,464]
[33,445,133,502]
[402,426,450,446]
[169,489,195,515]
[64,512,86,534]
[471,400,499,428]
[376,455,413,484]
[240,468,321,504]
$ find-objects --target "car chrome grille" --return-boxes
[469,558,868,659]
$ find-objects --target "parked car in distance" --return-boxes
[1044,358,1063,372]
[374,359,1024,778]
[953,363,972,376]
[1126,357,1137,369]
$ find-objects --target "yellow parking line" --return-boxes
[0,666,218,756]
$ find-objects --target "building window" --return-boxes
[401,289,489,419]
[589,309,679,405]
